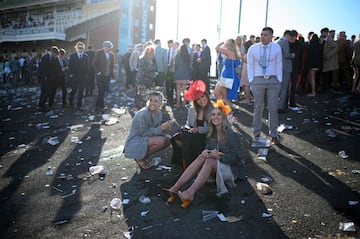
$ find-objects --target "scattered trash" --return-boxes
[47,136,60,145]
[348,200,359,206]
[88,115,95,121]
[339,222,356,232]
[217,213,227,222]
[123,226,134,239]
[352,170,360,174]
[104,117,119,126]
[260,176,273,183]
[89,165,105,176]
[256,182,272,195]
[325,129,336,138]
[337,150,349,159]
[110,198,122,210]
[101,114,111,121]
[54,220,68,225]
[112,108,126,115]
[262,213,272,218]
[156,165,172,171]
[277,124,293,133]
[141,225,153,231]
[70,136,82,144]
[62,189,77,199]
[122,199,130,205]
[45,171,54,176]
[251,138,271,148]
[202,210,219,222]
[140,211,149,217]
[257,148,268,161]
[52,186,63,192]
[151,157,162,167]
[226,215,244,223]
[240,200,245,204]
[139,195,151,204]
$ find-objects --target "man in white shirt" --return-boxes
[247,27,283,145]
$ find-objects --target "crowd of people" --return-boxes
[1,26,359,208]
[0,13,55,30]
[122,26,360,208]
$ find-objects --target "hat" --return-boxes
[184,80,206,101]
[103,40,113,48]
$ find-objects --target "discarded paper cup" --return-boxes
[339,222,356,232]
[101,114,111,120]
[89,165,104,175]
[110,198,122,210]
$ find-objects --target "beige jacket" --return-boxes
[322,39,339,72]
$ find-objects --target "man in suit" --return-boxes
[37,46,62,112]
[85,45,95,96]
[199,39,212,92]
[57,48,68,106]
[245,35,255,52]
[247,27,283,145]
[93,40,115,113]
[129,43,143,88]
[166,40,175,105]
[336,31,352,89]
[277,30,295,113]
[68,41,89,110]
[154,39,168,87]
[321,27,339,91]
[122,46,133,88]
[192,44,201,80]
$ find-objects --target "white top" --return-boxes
[247,42,283,83]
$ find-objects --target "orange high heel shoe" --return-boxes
[163,189,177,204]
[177,191,193,209]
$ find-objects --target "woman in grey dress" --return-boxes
[125,92,172,169]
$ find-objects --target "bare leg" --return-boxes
[181,158,217,200]
[175,82,181,106]
[308,70,316,96]
[169,154,207,192]
[243,85,252,102]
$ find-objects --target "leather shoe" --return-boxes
[271,137,281,145]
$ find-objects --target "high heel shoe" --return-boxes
[177,191,193,209]
[163,189,177,204]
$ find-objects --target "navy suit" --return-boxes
[199,45,211,91]
[37,53,62,110]
[68,52,89,108]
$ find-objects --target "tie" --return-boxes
[262,46,267,75]
[79,54,82,60]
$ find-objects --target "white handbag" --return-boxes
[218,59,236,89]
[219,76,234,89]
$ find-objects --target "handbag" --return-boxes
[219,76,234,89]
[218,59,236,89]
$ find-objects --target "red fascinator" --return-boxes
[184,80,206,101]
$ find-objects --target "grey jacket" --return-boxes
[277,37,294,73]
[185,105,213,134]
[154,45,168,73]
[124,107,165,159]
[206,127,245,179]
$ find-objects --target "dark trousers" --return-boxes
[289,69,299,106]
[322,71,333,91]
[165,72,174,105]
[39,79,52,109]
[199,69,210,93]
[69,77,86,108]
[86,69,95,96]
[95,75,111,109]
[124,68,133,87]
[49,78,67,107]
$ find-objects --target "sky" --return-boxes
[155,0,360,45]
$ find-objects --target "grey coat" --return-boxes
[124,107,165,159]
[185,105,213,134]
[277,37,294,73]
[206,127,245,180]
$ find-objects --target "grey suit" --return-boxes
[154,45,168,86]
[277,37,294,110]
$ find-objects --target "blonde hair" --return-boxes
[140,46,155,60]
[207,108,229,144]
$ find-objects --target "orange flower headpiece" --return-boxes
[213,99,232,115]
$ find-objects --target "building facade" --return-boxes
[0,0,156,57]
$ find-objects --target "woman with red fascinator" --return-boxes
[171,80,213,169]
[166,99,246,208]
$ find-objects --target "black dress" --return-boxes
[306,42,323,69]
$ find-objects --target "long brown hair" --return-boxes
[207,108,229,144]
[192,91,212,118]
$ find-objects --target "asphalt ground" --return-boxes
[0,79,359,239]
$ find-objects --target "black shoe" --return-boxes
[38,107,47,112]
